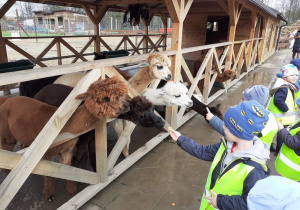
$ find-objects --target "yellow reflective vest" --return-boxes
[275,121,300,181]
[199,138,268,210]
[268,87,296,125]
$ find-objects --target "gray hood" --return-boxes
[223,138,270,169]
[269,78,289,95]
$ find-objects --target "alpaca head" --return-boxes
[119,96,165,129]
[159,82,193,107]
[76,77,130,119]
[216,69,236,82]
[93,52,109,60]
[209,104,223,120]
[140,52,172,81]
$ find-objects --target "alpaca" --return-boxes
[142,81,193,107]
[33,83,165,170]
[193,47,225,77]
[215,69,236,82]
[54,52,172,157]
[191,95,223,122]
[53,52,132,87]
[0,77,129,201]
[19,76,60,98]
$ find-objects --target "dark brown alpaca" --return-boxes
[0,77,129,201]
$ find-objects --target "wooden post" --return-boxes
[33,15,38,42]
[225,0,237,70]
[160,15,167,51]
[94,6,101,53]
[95,119,108,182]
[258,16,268,64]
[143,24,148,54]
[246,11,256,71]
[0,24,8,63]
[164,0,193,128]
[56,40,62,65]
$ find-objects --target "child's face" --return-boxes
[223,124,239,142]
[284,74,298,83]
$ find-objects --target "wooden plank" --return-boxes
[56,40,62,65]
[114,36,126,51]
[99,37,113,51]
[59,38,88,62]
[164,0,180,23]
[125,36,141,55]
[180,55,201,94]
[0,68,102,209]
[72,36,95,63]
[0,149,100,184]
[203,53,213,103]
[82,4,97,25]
[95,119,108,182]
[0,27,8,63]
[36,38,58,60]
[183,0,194,20]
[5,40,47,67]
[0,51,176,86]
[0,0,16,19]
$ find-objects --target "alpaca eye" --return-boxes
[156,65,163,70]
[103,97,110,102]
[175,95,181,98]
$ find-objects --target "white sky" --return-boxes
[0,0,284,17]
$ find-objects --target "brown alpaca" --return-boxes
[53,53,172,157]
[0,77,129,201]
[215,69,236,82]
[193,47,225,77]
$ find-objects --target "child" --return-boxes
[268,64,298,155]
[169,101,270,210]
[274,97,300,181]
[207,85,277,148]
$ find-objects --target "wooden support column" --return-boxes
[246,11,256,71]
[143,24,148,54]
[164,0,193,128]
[0,24,8,63]
[160,15,168,51]
[258,16,268,64]
[225,0,237,70]
[95,119,107,182]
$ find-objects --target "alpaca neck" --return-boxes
[61,105,99,134]
[129,67,153,94]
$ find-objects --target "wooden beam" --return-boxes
[183,0,194,20]
[82,4,97,25]
[0,25,8,63]
[0,149,100,184]
[217,0,229,15]
[0,0,16,19]
[95,119,108,182]
[164,0,180,23]
[0,69,102,209]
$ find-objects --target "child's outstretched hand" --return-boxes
[206,107,214,121]
[278,119,284,130]
[204,190,218,208]
[168,127,181,142]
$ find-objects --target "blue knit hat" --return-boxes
[223,101,269,140]
[243,85,269,106]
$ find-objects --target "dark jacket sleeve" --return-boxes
[273,88,289,112]
[216,168,267,210]
[277,128,300,150]
[177,135,221,161]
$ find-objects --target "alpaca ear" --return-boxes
[139,61,150,67]
[75,92,91,100]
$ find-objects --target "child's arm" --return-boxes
[273,88,289,112]
[216,169,266,209]
[207,107,226,136]
[277,126,300,150]
[169,129,221,161]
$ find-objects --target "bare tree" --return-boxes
[15,2,36,19]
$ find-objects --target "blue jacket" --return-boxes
[277,122,300,155]
[209,115,225,136]
[177,136,269,210]
[273,87,292,112]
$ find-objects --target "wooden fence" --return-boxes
[0,37,262,209]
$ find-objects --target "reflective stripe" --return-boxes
[279,152,300,172]
[272,111,297,118]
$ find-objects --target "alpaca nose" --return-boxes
[121,102,130,113]
[165,74,172,81]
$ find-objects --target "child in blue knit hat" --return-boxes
[169,101,270,210]
[206,85,277,148]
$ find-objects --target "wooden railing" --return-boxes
[2,34,168,67]
[0,38,264,209]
